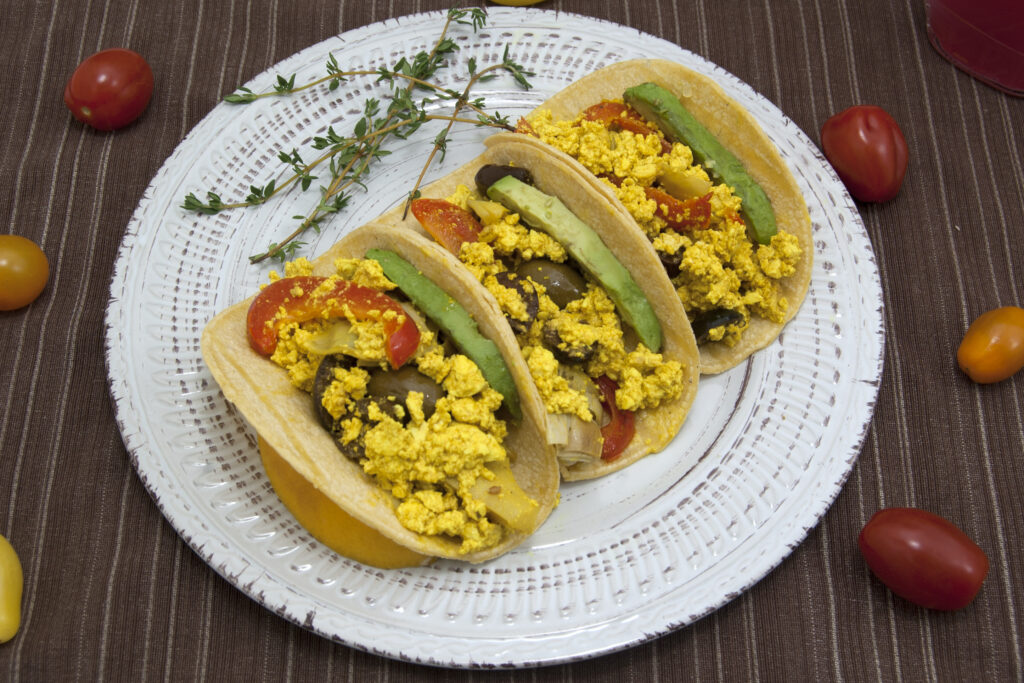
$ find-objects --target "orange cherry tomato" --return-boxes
[246,276,419,368]
[595,375,635,461]
[957,305,1024,383]
[0,235,49,311]
[410,199,481,256]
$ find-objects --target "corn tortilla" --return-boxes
[201,224,558,563]
[511,59,814,373]
[390,140,700,481]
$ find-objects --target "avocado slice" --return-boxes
[366,248,521,419]
[486,175,663,352]
[623,82,778,245]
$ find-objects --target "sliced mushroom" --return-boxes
[492,271,538,335]
[474,164,533,195]
[514,259,588,309]
[690,308,745,344]
[312,354,366,460]
[365,364,444,418]
[542,321,596,365]
[657,246,685,279]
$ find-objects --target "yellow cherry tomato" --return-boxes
[0,534,23,644]
[957,306,1024,384]
[0,235,49,311]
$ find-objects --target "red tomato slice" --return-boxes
[246,275,419,368]
[645,187,712,231]
[595,375,635,461]
[410,199,481,256]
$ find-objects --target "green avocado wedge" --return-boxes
[366,248,521,419]
[624,82,778,245]
[486,175,663,352]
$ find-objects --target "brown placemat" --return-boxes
[1,0,1021,679]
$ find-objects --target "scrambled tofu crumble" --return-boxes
[529,106,802,346]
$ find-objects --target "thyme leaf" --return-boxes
[185,7,534,264]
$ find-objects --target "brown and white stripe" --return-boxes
[1,0,1022,680]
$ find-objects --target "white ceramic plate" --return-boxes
[105,8,883,668]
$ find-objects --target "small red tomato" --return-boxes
[0,235,49,311]
[64,48,153,131]
[821,105,908,202]
[858,508,989,610]
[957,306,1024,383]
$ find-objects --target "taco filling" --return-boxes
[523,96,803,348]
[412,166,687,468]
[249,255,539,555]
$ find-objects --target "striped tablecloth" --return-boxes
[1,1,1021,679]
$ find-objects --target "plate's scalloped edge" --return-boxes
[103,6,885,670]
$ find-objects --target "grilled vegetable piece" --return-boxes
[485,175,663,352]
[367,248,521,419]
[624,82,778,245]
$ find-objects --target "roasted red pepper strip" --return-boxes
[246,275,419,368]
[596,375,635,462]
[583,101,673,155]
[410,198,482,256]
[514,116,538,137]
[645,187,712,232]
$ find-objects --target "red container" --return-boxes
[926,0,1024,96]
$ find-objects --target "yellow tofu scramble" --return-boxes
[445,184,685,421]
[529,107,802,345]
[264,257,520,554]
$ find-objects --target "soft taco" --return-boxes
[396,139,700,481]
[510,59,813,374]
[200,224,558,565]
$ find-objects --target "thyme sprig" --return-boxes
[182,7,531,264]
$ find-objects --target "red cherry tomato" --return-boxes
[820,105,908,202]
[246,276,419,368]
[957,305,1024,384]
[858,508,989,610]
[64,48,153,131]
[0,235,49,311]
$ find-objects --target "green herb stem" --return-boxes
[185,8,533,264]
